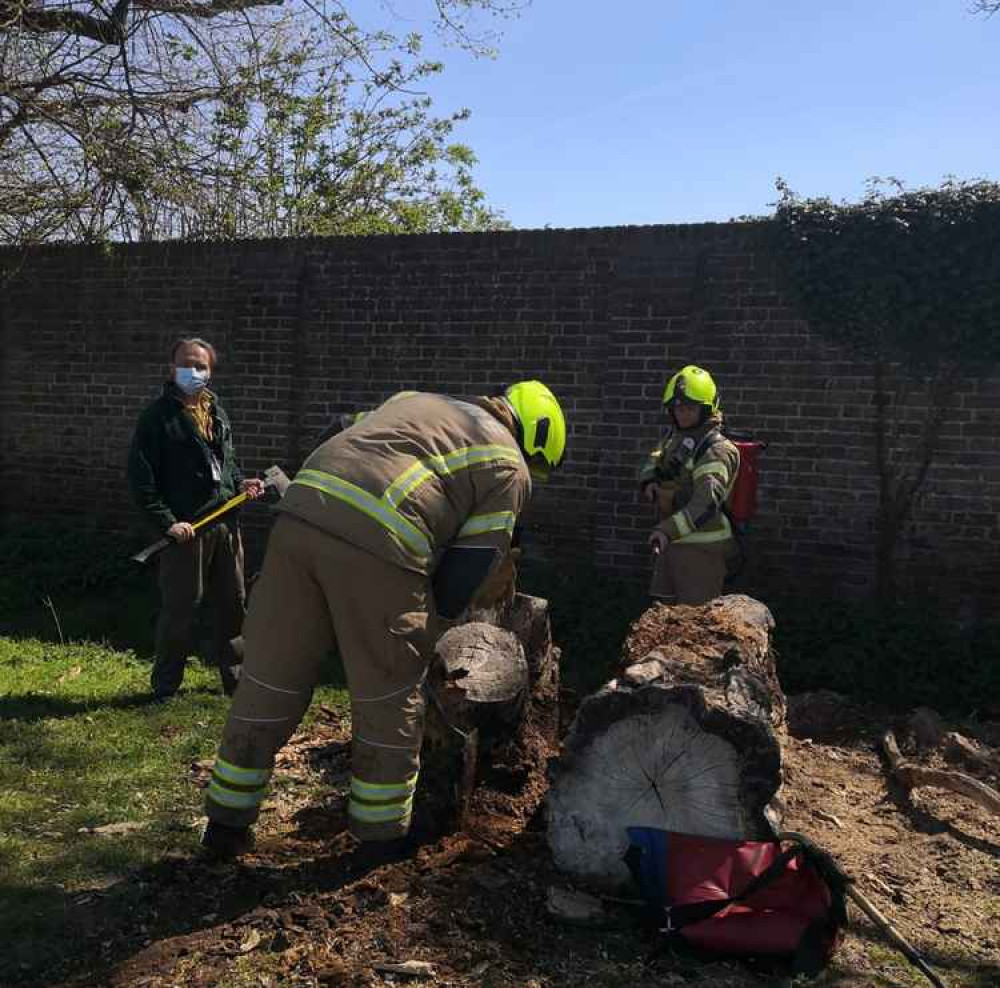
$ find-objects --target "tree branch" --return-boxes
[132,0,282,17]
[15,0,132,44]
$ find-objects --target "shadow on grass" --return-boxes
[2,583,159,657]
[0,684,223,724]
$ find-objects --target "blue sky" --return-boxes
[412,0,1000,228]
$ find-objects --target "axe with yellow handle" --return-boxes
[131,465,289,565]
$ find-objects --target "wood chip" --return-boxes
[238,929,263,953]
[546,886,606,926]
[814,809,844,829]
[373,960,436,977]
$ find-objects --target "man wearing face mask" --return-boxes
[128,338,264,699]
[639,365,740,605]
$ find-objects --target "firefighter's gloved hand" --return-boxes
[648,531,669,556]
[655,482,679,516]
[471,549,518,610]
[642,482,659,504]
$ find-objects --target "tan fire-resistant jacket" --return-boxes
[278,392,531,575]
[638,414,740,546]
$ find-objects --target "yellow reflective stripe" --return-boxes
[348,796,414,823]
[383,461,434,509]
[693,461,729,482]
[676,515,733,544]
[458,511,516,539]
[384,444,522,509]
[213,758,270,787]
[293,469,431,560]
[294,442,521,563]
[671,510,694,539]
[207,781,267,810]
[350,774,418,802]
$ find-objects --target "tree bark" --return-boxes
[547,594,785,891]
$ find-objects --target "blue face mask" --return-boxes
[174,367,210,395]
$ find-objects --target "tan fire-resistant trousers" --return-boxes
[649,540,731,605]
[207,515,433,841]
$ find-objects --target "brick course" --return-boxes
[1,223,996,618]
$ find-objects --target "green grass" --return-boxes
[0,636,347,983]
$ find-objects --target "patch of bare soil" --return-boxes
[51,697,999,988]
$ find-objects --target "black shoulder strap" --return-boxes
[691,427,724,464]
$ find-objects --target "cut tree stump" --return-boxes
[426,623,528,743]
[547,594,785,891]
[418,593,561,834]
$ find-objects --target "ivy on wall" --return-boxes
[769,178,1000,603]
[770,177,1000,369]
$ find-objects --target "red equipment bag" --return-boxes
[719,429,767,528]
[728,439,765,527]
[624,829,846,975]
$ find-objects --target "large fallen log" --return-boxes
[547,594,785,891]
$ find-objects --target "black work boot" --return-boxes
[200,820,254,861]
[348,835,415,875]
[218,663,241,697]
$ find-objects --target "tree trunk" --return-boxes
[417,593,561,834]
[546,594,785,891]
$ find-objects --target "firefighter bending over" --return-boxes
[639,365,739,604]
[201,382,567,860]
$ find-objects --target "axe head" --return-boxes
[263,465,290,497]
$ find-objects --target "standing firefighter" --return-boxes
[639,365,739,604]
[202,383,567,860]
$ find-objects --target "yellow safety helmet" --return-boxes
[663,365,720,415]
[505,380,567,480]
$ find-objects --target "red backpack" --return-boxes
[624,829,846,975]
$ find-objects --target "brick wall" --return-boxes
[1,224,997,618]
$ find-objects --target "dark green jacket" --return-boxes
[127,383,245,534]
